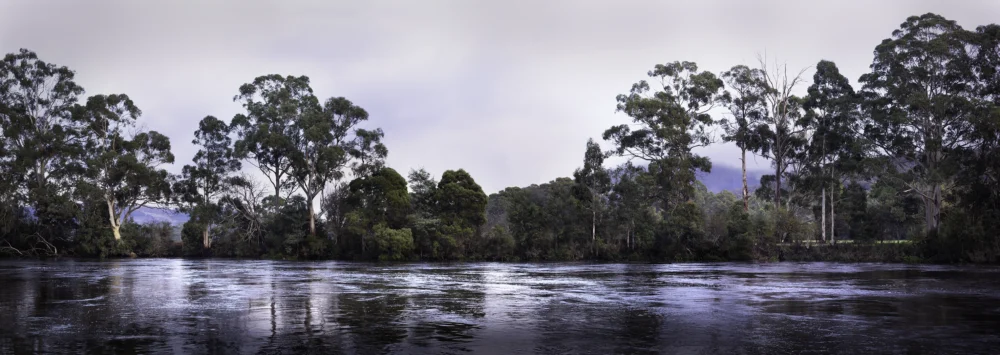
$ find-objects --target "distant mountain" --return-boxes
[696,165,766,194]
[23,205,189,226]
[130,207,189,226]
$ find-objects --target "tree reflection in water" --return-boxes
[1,261,999,354]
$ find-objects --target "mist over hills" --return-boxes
[129,207,190,225]
[697,164,766,194]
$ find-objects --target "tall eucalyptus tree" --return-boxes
[76,94,174,241]
[718,65,768,211]
[860,13,976,234]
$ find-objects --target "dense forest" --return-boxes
[1,13,998,263]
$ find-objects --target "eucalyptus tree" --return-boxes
[320,181,351,247]
[405,168,440,258]
[408,168,438,214]
[608,162,655,251]
[859,13,976,234]
[717,65,768,210]
[175,115,241,248]
[801,60,860,242]
[603,61,724,208]
[755,54,809,209]
[435,169,488,257]
[573,138,611,246]
[291,96,370,236]
[231,74,315,202]
[344,167,410,256]
[349,128,388,177]
[945,23,1000,259]
[75,94,174,241]
[0,49,85,203]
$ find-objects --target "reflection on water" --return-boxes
[1,260,998,354]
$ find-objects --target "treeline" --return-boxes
[1,13,998,262]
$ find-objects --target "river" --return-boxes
[0,260,998,354]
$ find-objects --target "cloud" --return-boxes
[2,0,998,193]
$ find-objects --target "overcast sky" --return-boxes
[2,1,998,193]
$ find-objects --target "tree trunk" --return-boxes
[107,200,121,241]
[821,188,826,242]
[591,210,596,243]
[308,198,317,236]
[203,224,211,249]
[36,161,45,189]
[625,225,630,250]
[924,185,942,235]
[775,158,782,210]
[830,186,836,244]
[629,220,635,250]
[741,149,749,211]
[272,171,283,204]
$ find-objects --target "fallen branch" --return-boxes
[0,239,25,256]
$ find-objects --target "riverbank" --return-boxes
[777,242,923,263]
[0,241,948,264]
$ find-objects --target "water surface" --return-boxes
[1,260,998,354]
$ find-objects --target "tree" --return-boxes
[408,168,438,214]
[718,65,768,211]
[573,138,611,247]
[0,49,86,193]
[231,74,316,202]
[0,49,86,238]
[349,128,388,177]
[608,163,655,252]
[344,167,410,257]
[801,60,861,242]
[291,96,370,236]
[75,94,174,241]
[175,115,240,248]
[755,54,809,209]
[321,181,351,248]
[603,61,724,207]
[940,23,1000,261]
[859,13,976,234]
[219,173,268,250]
[434,169,488,258]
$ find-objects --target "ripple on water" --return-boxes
[1,260,999,354]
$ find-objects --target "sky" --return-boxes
[2,0,999,194]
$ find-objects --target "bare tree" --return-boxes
[756,53,809,209]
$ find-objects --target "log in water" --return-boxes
[1,260,998,354]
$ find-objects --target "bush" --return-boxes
[181,221,207,256]
[373,224,414,261]
[121,222,178,257]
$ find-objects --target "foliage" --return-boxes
[859,13,976,234]
[3,13,1000,263]
[373,224,414,261]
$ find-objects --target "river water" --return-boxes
[0,260,998,354]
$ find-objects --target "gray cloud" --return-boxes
[2,0,998,193]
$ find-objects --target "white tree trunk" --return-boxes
[821,188,826,243]
[830,187,836,244]
[203,225,211,249]
[625,223,631,251]
[107,199,121,241]
[592,210,596,243]
[308,202,317,236]
[742,149,748,211]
